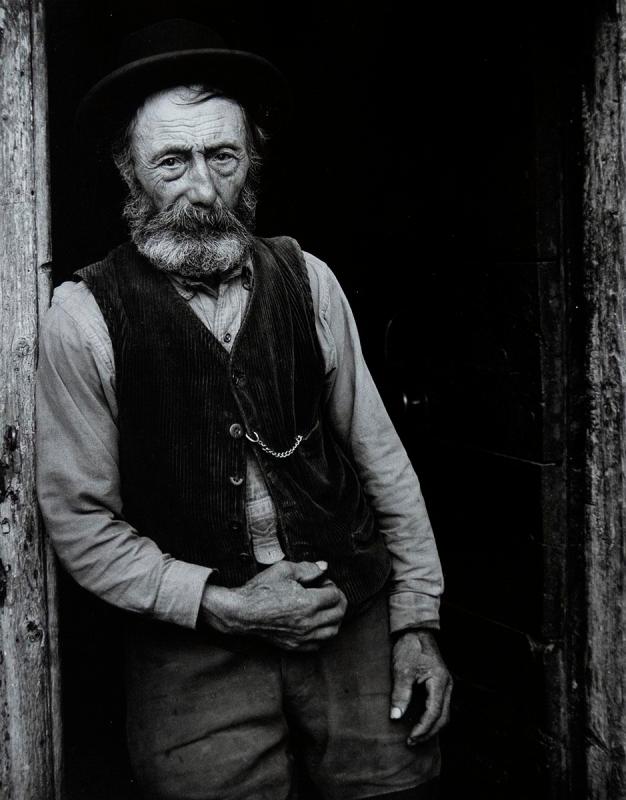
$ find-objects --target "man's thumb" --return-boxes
[290,560,328,585]
[390,669,414,720]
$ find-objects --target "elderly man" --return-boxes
[36,19,451,800]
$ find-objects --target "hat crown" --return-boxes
[77,18,290,142]
[114,19,229,70]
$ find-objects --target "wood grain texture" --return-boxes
[583,1,626,797]
[31,0,63,794]
[0,0,59,797]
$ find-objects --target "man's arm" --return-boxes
[305,252,444,633]
[36,282,213,627]
[305,252,452,740]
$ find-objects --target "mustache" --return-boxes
[134,196,251,241]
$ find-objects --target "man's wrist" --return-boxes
[390,625,440,644]
[198,582,242,633]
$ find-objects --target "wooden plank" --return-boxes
[0,0,59,798]
[582,1,626,797]
[31,0,63,796]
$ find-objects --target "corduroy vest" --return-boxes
[75,238,391,606]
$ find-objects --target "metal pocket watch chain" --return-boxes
[245,430,303,458]
[245,420,318,459]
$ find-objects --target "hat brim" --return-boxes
[75,48,292,144]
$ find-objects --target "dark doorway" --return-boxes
[46,2,583,798]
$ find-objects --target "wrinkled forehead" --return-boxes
[132,85,247,137]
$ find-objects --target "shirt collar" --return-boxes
[168,257,254,300]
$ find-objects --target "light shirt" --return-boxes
[36,249,443,635]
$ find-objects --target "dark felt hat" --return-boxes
[76,18,291,142]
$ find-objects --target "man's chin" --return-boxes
[134,232,252,277]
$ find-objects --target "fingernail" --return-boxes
[390,707,402,720]
[315,560,328,570]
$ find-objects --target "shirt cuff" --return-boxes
[154,560,214,629]
[389,590,441,636]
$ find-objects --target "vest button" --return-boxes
[223,332,232,344]
[229,521,242,533]
[229,475,244,486]
[229,423,244,439]
[239,552,252,561]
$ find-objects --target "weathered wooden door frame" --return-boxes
[0,0,61,797]
[582,1,626,797]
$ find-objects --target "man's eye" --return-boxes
[213,152,235,163]
[160,157,181,168]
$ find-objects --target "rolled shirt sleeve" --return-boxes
[36,281,211,628]
[304,253,444,634]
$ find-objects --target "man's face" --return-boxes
[121,87,259,277]
[131,89,251,212]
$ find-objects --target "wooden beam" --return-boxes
[0,0,60,797]
[583,1,626,796]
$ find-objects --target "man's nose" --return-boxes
[184,157,217,207]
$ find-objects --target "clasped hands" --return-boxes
[200,559,451,744]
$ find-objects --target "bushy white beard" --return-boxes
[122,182,257,277]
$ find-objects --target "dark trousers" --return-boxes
[125,592,440,799]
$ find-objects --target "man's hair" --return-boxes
[111,85,269,192]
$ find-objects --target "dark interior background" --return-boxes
[46,2,584,798]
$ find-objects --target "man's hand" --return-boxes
[199,560,347,651]
[390,630,452,745]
